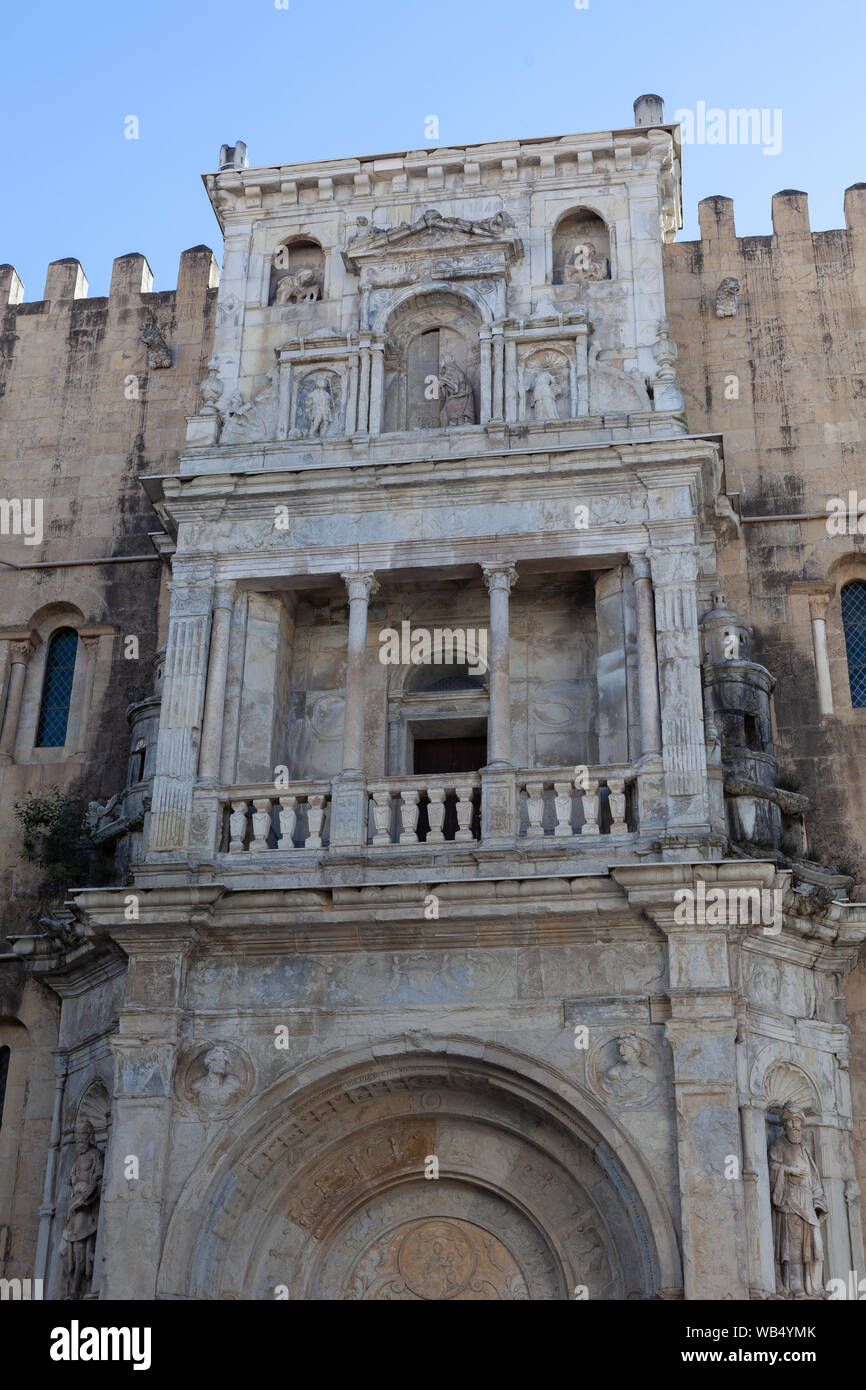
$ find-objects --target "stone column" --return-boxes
[629,553,662,756]
[491,326,505,422]
[504,338,518,421]
[481,562,517,768]
[648,545,709,836]
[330,570,378,848]
[357,341,372,434]
[148,574,214,852]
[276,360,292,440]
[34,1054,68,1284]
[808,593,834,715]
[345,352,360,436]
[198,585,235,782]
[369,341,385,435]
[73,635,101,756]
[0,634,37,762]
[479,330,492,424]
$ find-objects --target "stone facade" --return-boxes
[1,97,865,1301]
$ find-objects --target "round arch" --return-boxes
[157,1035,681,1301]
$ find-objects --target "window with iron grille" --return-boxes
[36,628,79,747]
[841,580,866,708]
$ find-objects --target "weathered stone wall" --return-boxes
[0,246,217,936]
[0,247,216,1282]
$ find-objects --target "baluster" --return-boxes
[525,780,546,837]
[371,789,393,845]
[607,777,627,834]
[277,794,297,848]
[578,778,600,836]
[399,787,420,844]
[250,797,273,851]
[305,793,325,849]
[553,781,575,836]
[228,800,249,852]
[454,781,475,842]
[426,786,446,843]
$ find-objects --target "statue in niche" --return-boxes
[715,277,740,317]
[602,1033,652,1102]
[221,369,278,445]
[528,368,562,421]
[438,353,475,426]
[769,1104,828,1298]
[563,241,609,284]
[190,1045,245,1113]
[59,1119,103,1300]
[304,373,336,436]
[274,268,320,305]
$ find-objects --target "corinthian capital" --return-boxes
[341,570,379,602]
[481,561,518,595]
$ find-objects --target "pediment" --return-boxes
[343,208,523,273]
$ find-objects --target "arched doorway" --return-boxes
[158,1039,679,1300]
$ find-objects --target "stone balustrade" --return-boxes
[516,766,634,838]
[217,767,634,855]
[366,775,481,846]
[221,782,331,851]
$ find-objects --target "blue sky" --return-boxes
[2,0,863,297]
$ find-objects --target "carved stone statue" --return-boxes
[438,354,475,426]
[769,1104,828,1298]
[602,1033,650,1101]
[190,1045,244,1113]
[59,1119,103,1300]
[305,374,336,436]
[715,277,740,317]
[274,268,320,305]
[528,368,561,421]
[199,359,224,414]
[140,321,172,368]
[221,369,278,445]
[563,241,609,284]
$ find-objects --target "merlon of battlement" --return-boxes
[0,246,218,309]
[689,185,866,246]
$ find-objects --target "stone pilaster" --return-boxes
[481,561,517,769]
[0,630,39,762]
[616,864,751,1300]
[648,546,709,834]
[99,924,201,1301]
[198,584,235,783]
[148,573,214,853]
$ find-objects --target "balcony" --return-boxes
[216,765,637,860]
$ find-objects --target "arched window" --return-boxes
[36,628,79,747]
[0,1046,10,1131]
[841,580,866,707]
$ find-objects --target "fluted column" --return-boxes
[629,553,662,756]
[198,584,235,782]
[481,562,517,768]
[73,635,101,756]
[0,634,37,762]
[808,592,834,715]
[340,570,378,775]
[357,341,372,434]
[479,330,492,424]
[491,326,505,422]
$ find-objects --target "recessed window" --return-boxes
[36,628,79,747]
[841,581,866,707]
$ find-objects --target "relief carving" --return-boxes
[587,1032,662,1107]
[177,1042,254,1117]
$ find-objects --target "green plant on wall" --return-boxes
[13,782,91,898]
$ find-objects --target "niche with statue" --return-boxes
[383,291,481,433]
[552,209,611,287]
